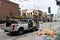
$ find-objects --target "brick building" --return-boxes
[0,0,19,19]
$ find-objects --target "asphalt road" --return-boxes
[0,29,60,40]
[0,24,17,40]
[0,22,60,40]
[0,24,12,40]
[0,29,12,40]
[0,29,36,40]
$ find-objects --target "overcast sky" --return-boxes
[9,0,59,14]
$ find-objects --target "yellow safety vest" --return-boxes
[33,22,36,27]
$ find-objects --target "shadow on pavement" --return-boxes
[6,29,37,36]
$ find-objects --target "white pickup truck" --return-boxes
[1,19,39,35]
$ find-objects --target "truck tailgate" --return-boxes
[0,24,4,28]
[1,24,13,32]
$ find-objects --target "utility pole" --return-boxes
[48,7,52,28]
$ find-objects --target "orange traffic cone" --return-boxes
[44,28,48,35]
[50,28,55,37]
[37,29,41,36]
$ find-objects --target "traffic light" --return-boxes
[50,14,53,17]
[48,7,51,13]
[56,0,60,5]
[57,1,60,5]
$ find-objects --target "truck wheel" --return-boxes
[18,29,24,35]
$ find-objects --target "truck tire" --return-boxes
[18,27,24,35]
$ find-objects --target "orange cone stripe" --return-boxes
[37,29,41,36]
[50,30,55,37]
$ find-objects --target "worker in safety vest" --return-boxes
[32,20,36,31]
[32,20,36,27]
